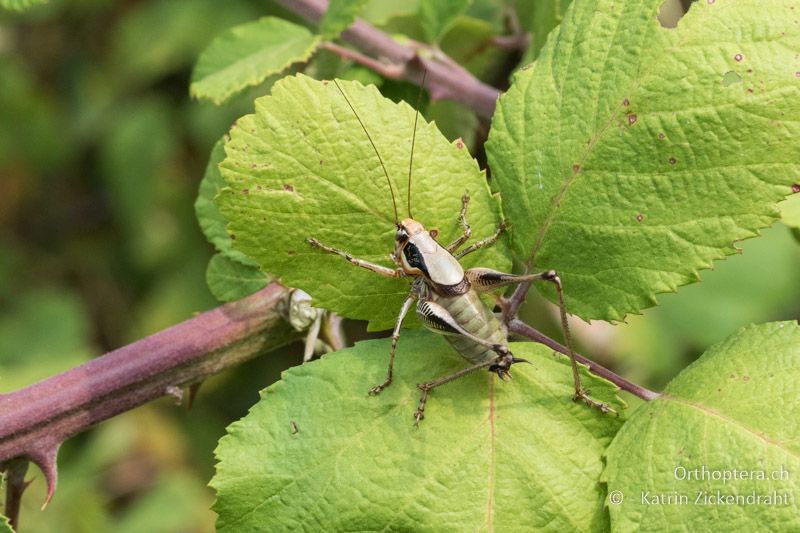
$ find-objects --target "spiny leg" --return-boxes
[445,192,472,253]
[370,293,416,395]
[307,238,402,278]
[539,270,615,415]
[455,221,506,260]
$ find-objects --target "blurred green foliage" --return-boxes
[1,0,798,530]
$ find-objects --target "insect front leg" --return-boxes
[369,293,416,395]
[307,238,403,278]
[445,192,472,253]
[455,221,506,259]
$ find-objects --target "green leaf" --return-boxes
[206,253,268,302]
[191,17,321,104]
[0,0,46,11]
[0,514,11,533]
[418,0,472,42]
[212,331,625,531]
[604,321,800,530]
[218,75,509,330]
[196,138,256,265]
[319,0,369,38]
[487,0,799,322]
[781,192,800,230]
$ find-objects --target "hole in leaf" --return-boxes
[658,0,693,28]
[722,71,743,86]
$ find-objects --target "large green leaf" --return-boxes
[212,331,624,531]
[604,321,800,530]
[218,75,509,330]
[486,0,799,322]
[0,514,11,533]
[191,17,320,104]
[319,0,369,38]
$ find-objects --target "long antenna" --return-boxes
[333,79,399,224]
[407,70,427,219]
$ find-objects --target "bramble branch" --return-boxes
[0,283,301,512]
[276,0,501,119]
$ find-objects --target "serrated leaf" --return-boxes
[195,138,257,265]
[212,331,624,531]
[319,0,369,38]
[418,0,472,42]
[0,0,46,11]
[486,0,799,322]
[218,75,509,330]
[206,253,269,303]
[604,321,800,530]
[0,515,11,533]
[191,17,320,105]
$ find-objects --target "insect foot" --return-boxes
[414,383,432,427]
[369,381,389,396]
[574,388,618,416]
[488,348,527,381]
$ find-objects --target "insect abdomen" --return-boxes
[432,289,507,365]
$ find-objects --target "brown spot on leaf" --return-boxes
[658,132,666,140]
[284,184,295,192]
[791,183,800,193]
[455,138,464,149]
[622,98,630,106]
[734,53,743,62]
[668,157,677,165]
[230,233,237,240]
[627,114,637,125]
[572,164,581,173]
[636,213,644,222]
[242,188,250,194]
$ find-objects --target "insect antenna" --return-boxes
[406,70,427,220]
[333,79,399,225]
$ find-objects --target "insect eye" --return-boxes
[395,228,408,242]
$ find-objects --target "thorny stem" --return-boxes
[507,319,661,401]
[0,283,302,511]
[275,0,501,119]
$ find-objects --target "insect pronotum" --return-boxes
[307,76,613,423]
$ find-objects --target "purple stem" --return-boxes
[0,283,300,507]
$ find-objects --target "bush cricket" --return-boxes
[308,78,613,423]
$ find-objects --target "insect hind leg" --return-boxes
[539,270,616,415]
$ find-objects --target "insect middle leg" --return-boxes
[369,293,416,395]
